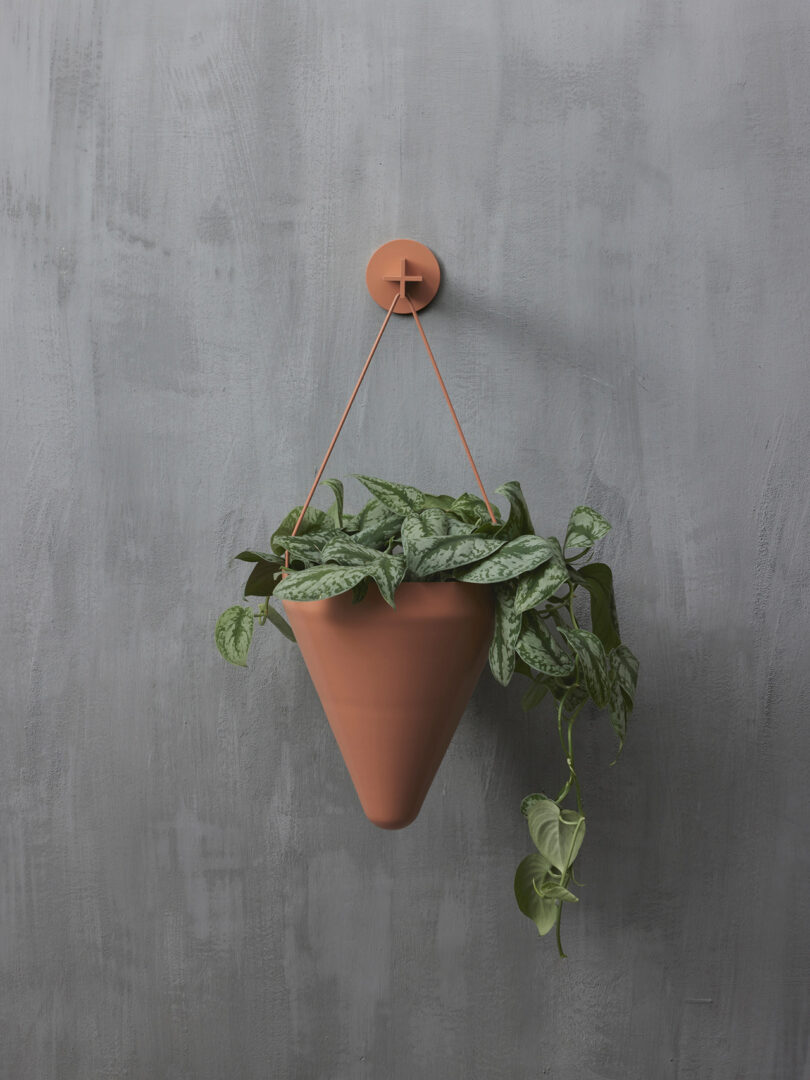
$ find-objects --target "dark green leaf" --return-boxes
[234,550,281,564]
[521,676,551,711]
[262,603,296,642]
[610,644,639,708]
[215,606,254,667]
[496,481,534,539]
[243,559,282,597]
[347,498,402,548]
[270,505,331,556]
[608,673,627,752]
[575,563,621,652]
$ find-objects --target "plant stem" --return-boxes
[555,903,567,958]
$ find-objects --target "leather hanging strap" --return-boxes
[286,293,496,564]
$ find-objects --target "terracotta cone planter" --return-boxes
[283,581,494,829]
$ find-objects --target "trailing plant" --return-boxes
[215,475,639,955]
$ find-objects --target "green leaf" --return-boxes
[521,792,547,817]
[243,559,282,597]
[274,564,369,602]
[521,675,550,711]
[455,535,555,584]
[352,578,369,604]
[610,644,639,708]
[320,536,405,607]
[262,603,296,642]
[353,475,425,515]
[558,627,610,707]
[575,563,621,652]
[234,550,282,564]
[608,673,628,752]
[450,492,500,526]
[321,478,344,529]
[347,498,402,548]
[516,611,575,678]
[405,534,506,578]
[536,879,579,903]
[489,582,521,686]
[422,492,456,511]
[283,533,329,566]
[270,505,331,556]
[215,605,254,667]
[564,505,611,552]
[496,481,534,539]
[514,853,558,936]
[321,535,381,566]
[514,546,568,613]
[367,554,406,608]
[528,800,586,873]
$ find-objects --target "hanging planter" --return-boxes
[215,240,640,953]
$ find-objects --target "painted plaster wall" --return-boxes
[2,1,809,1077]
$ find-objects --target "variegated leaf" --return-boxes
[489,582,521,686]
[608,673,627,752]
[528,800,586,873]
[496,481,534,539]
[455,535,553,584]
[451,492,500,526]
[346,498,402,547]
[421,492,456,511]
[564,505,611,551]
[514,853,557,936]
[406,534,506,578]
[516,611,575,678]
[322,535,380,566]
[514,552,568,613]
[321,478,344,529]
[274,564,369,602]
[367,554,406,607]
[215,605,254,667]
[559,626,610,707]
[610,644,639,708]
[270,505,331,556]
[282,533,330,565]
[353,475,425,515]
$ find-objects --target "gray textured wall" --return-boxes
[3,1,809,1077]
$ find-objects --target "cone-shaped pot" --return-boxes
[283,582,494,829]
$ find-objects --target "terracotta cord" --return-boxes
[287,287,496,564]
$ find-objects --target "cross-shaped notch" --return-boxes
[384,258,423,300]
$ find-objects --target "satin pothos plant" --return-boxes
[216,475,639,955]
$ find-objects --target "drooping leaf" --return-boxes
[514,544,568,613]
[536,879,579,903]
[528,800,586,873]
[610,644,639,708]
[321,478,344,529]
[243,559,282,597]
[450,492,500,526]
[564,505,611,552]
[262,603,296,642]
[366,553,406,608]
[455,535,556,584]
[274,564,369,602]
[321,535,381,566]
[215,605,254,667]
[353,475,425,515]
[489,582,521,686]
[521,675,550,711]
[346,498,402,548]
[405,534,506,579]
[514,853,558,936]
[234,550,282,564]
[521,792,548,817]
[607,673,628,752]
[496,481,535,539]
[558,627,610,707]
[352,578,369,604]
[516,611,575,678]
[270,505,331,556]
[282,533,330,566]
[574,563,621,652]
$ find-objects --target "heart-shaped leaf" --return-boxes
[564,506,611,552]
[514,543,568,612]
[514,853,558,936]
[489,582,521,686]
[527,800,586,873]
[455,535,555,584]
[345,498,402,548]
[274,564,369,602]
[215,605,254,667]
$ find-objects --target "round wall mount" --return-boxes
[366,239,441,314]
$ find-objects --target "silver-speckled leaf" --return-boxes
[274,564,369,602]
[516,611,575,677]
[455,535,553,584]
[353,475,425,515]
[608,673,627,751]
[489,582,521,686]
[559,626,610,707]
[270,505,330,556]
[322,535,380,566]
[215,605,254,667]
[406,534,506,578]
[321,478,344,529]
[564,505,611,551]
[367,553,406,607]
[610,644,639,708]
[347,498,403,548]
[514,554,568,613]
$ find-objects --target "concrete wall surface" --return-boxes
[2,1,809,1077]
